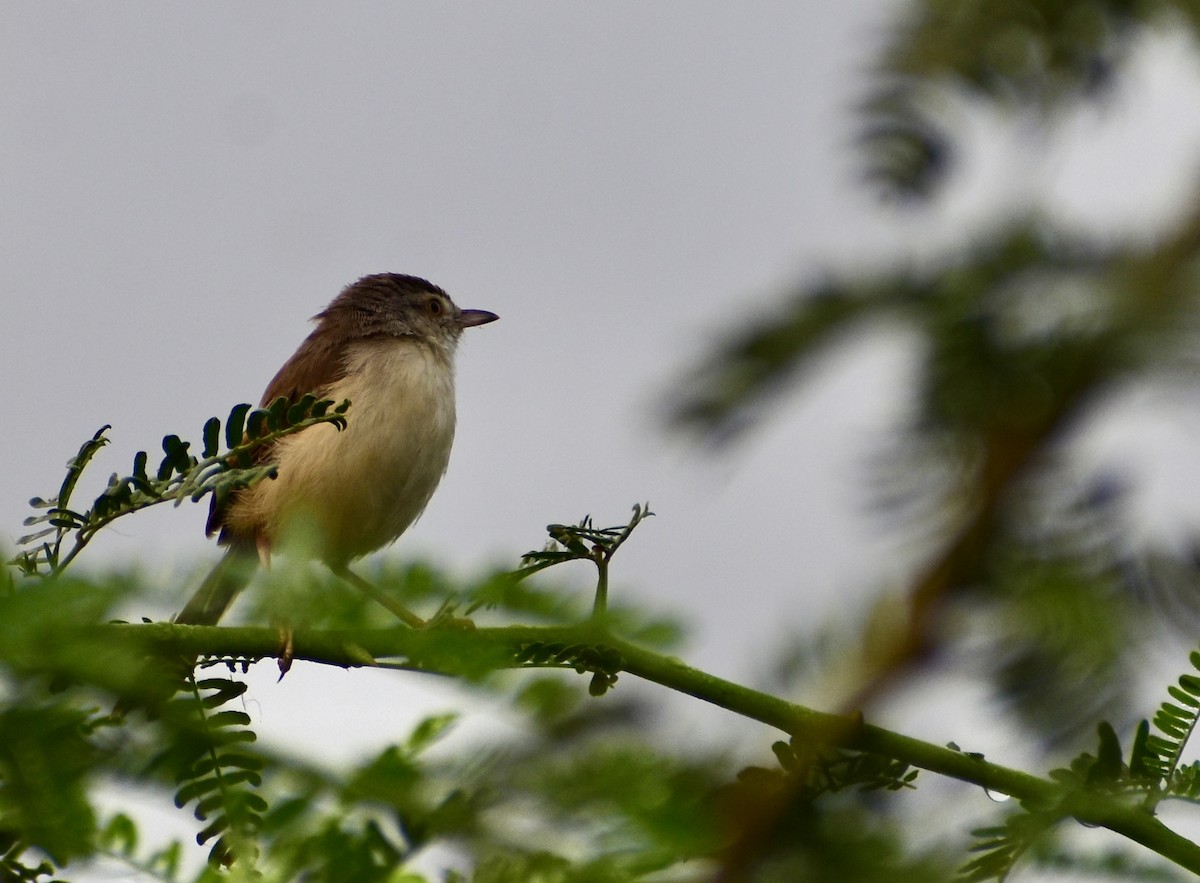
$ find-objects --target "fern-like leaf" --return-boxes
[1137,649,1200,811]
[510,504,653,617]
[11,397,350,577]
[959,809,1060,882]
[515,642,623,697]
[148,677,267,869]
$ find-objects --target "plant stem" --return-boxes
[592,556,608,617]
[100,620,1200,874]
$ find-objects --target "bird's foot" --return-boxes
[277,625,295,678]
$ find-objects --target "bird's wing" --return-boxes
[206,330,352,540]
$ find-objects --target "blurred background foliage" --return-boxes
[679,0,1200,744]
[9,1,1200,880]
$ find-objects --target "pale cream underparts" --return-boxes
[227,336,458,566]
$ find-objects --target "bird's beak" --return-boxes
[457,309,500,328]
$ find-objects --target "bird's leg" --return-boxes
[267,566,300,676]
[277,625,295,678]
[332,564,427,628]
[259,549,298,676]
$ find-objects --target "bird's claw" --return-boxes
[277,625,295,678]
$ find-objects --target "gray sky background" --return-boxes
[2,2,915,669]
[7,4,1200,875]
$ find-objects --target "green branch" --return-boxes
[96,620,1200,875]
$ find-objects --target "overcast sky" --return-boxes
[2,2,920,668]
[7,6,1200,874]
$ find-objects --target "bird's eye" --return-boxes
[427,298,442,315]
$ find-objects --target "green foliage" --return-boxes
[0,702,97,867]
[0,473,690,882]
[959,647,1200,881]
[862,0,1200,198]
[773,738,920,796]
[673,221,1142,442]
[11,396,349,578]
[514,641,623,696]
[710,735,950,880]
[8,451,1200,882]
[982,489,1136,741]
[961,808,1062,883]
[155,678,267,868]
[16,2,1200,881]
[1136,652,1200,806]
[95,812,185,881]
[514,504,654,617]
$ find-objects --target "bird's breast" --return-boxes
[234,339,458,563]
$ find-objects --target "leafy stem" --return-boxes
[95,617,1200,875]
[16,412,1200,879]
[11,396,350,578]
[515,503,654,617]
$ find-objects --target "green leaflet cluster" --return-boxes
[0,840,53,883]
[1135,652,1200,797]
[962,649,1200,881]
[515,503,653,617]
[11,395,349,577]
[103,711,471,881]
[734,735,919,801]
[153,678,266,868]
[492,505,658,696]
[960,809,1060,883]
[515,642,623,697]
[713,737,931,881]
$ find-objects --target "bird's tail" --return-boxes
[175,541,258,626]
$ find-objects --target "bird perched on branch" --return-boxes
[176,273,498,631]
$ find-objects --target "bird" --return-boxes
[174,273,498,630]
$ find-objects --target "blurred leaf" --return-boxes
[0,703,97,864]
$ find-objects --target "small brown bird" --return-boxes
[175,273,498,628]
